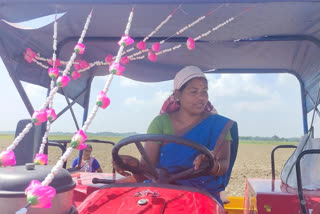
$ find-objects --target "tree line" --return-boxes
[240,135,299,142]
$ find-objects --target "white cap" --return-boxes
[174,66,206,90]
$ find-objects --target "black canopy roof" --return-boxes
[1,0,320,132]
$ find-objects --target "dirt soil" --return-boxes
[226,144,294,196]
[0,139,295,197]
[52,142,295,196]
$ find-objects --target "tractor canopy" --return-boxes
[1,0,320,133]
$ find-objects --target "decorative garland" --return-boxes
[11,6,254,213]
[15,10,94,213]
[22,5,230,76]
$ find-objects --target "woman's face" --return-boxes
[177,77,208,115]
[83,147,92,158]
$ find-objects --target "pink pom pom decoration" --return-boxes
[96,91,111,109]
[25,180,56,208]
[148,51,157,62]
[48,58,61,68]
[105,54,114,64]
[74,60,82,70]
[74,59,89,70]
[152,42,161,52]
[32,110,47,125]
[74,43,85,54]
[186,37,195,50]
[120,56,130,65]
[118,35,134,46]
[24,48,37,63]
[71,70,81,80]
[48,68,59,79]
[46,108,57,122]
[0,150,16,167]
[109,62,125,76]
[71,130,88,150]
[34,153,48,165]
[79,60,89,69]
[56,75,70,87]
[136,41,146,50]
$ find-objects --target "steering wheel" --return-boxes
[112,134,215,184]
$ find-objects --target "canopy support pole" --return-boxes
[0,41,34,116]
[61,88,80,130]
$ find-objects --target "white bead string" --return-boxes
[127,6,221,60]
[78,61,108,73]
[35,56,71,66]
[39,16,58,154]
[130,16,235,61]
[52,16,57,67]
[7,11,93,161]
[82,8,133,131]
[15,208,27,214]
[129,55,145,61]
[27,6,234,75]
[144,7,178,42]
[121,6,179,56]
[32,58,49,69]
[78,10,93,44]
[7,123,33,151]
[82,105,99,132]
[42,147,73,186]
[41,8,134,188]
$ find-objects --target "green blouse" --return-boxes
[147,113,232,141]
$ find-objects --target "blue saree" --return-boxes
[150,114,235,204]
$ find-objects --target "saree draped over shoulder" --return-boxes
[155,114,234,195]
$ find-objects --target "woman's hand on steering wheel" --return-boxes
[193,151,215,171]
[113,155,140,177]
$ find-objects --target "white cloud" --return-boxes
[120,78,154,88]
[124,96,145,105]
[231,94,281,112]
[120,78,140,87]
[208,74,269,97]
[151,90,172,106]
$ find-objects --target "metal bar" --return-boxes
[3,0,315,4]
[271,145,297,180]
[54,88,88,121]
[237,35,320,48]
[0,39,35,116]
[48,141,67,168]
[61,88,80,130]
[270,145,297,191]
[57,36,193,51]
[296,149,320,214]
[81,77,93,128]
[134,141,159,179]
[6,69,34,116]
[77,76,94,169]
[306,92,320,118]
[289,72,308,134]
[301,85,309,134]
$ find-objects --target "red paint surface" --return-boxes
[77,186,224,214]
[71,173,225,214]
[245,178,320,214]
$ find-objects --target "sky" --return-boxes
[0,57,307,138]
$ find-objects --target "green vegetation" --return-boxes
[48,135,123,143]
[240,135,299,142]
[0,134,14,140]
[240,140,298,145]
